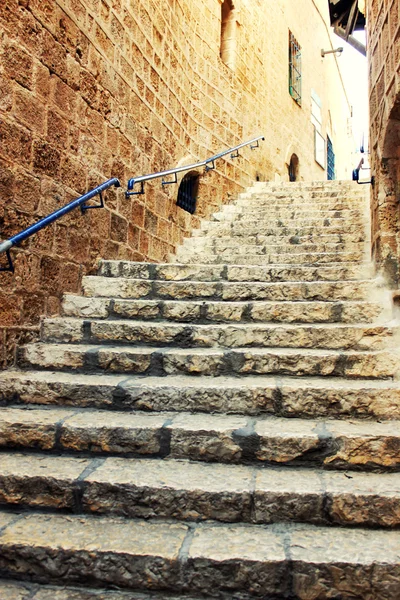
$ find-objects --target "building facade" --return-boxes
[366,0,400,284]
[0,0,354,367]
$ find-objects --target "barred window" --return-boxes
[176,172,199,214]
[289,32,301,106]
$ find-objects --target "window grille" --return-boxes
[289,32,302,106]
[327,136,335,180]
[176,172,199,214]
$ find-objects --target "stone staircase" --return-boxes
[0,180,399,600]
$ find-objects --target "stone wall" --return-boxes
[0,0,354,367]
[367,0,400,285]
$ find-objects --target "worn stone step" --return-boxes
[19,343,400,379]
[235,198,366,209]
[175,250,365,266]
[0,407,399,469]
[99,261,375,282]
[0,511,398,598]
[2,371,400,419]
[63,296,390,324]
[0,453,399,526]
[179,240,365,256]
[212,207,366,222]
[0,580,210,600]
[191,229,367,245]
[209,212,366,226]
[40,318,399,351]
[196,221,369,238]
[83,276,378,301]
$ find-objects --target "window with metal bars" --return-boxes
[176,172,199,214]
[289,32,302,106]
[327,136,336,180]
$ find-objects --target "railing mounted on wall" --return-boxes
[126,135,265,196]
[0,136,264,273]
[352,157,375,186]
[0,178,121,273]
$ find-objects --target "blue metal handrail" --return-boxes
[0,177,121,273]
[126,135,265,196]
[0,135,265,273]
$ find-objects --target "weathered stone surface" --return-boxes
[168,413,247,462]
[0,454,90,509]
[3,371,400,419]
[290,526,400,600]
[62,296,110,319]
[176,250,365,266]
[80,276,379,302]
[254,418,320,463]
[186,523,288,596]
[279,376,400,419]
[83,458,253,522]
[19,342,400,379]
[39,317,400,352]
[0,407,72,449]
[60,411,168,454]
[0,580,209,600]
[323,471,400,527]
[0,581,32,599]
[82,277,152,299]
[0,513,188,590]
[100,261,375,283]
[41,318,83,343]
[323,420,400,469]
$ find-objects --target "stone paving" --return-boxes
[0,180,399,599]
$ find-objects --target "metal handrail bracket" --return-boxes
[352,157,375,186]
[126,135,265,197]
[0,177,121,273]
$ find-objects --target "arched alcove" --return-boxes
[220,0,236,69]
[288,154,299,182]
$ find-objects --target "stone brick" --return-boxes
[14,86,46,135]
[33,140,60,176]
[2,42,34,90]
[40,29,67,78]
[0,119,32,166]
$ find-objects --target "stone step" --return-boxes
[83,276,378,301]
[0,407,399,470]
[0,453,399,525]
[99,261,375,282]
[197,221,369,237]
[0,580,210,600]
[179,239,365,256]
[2,370,400,419]
[19,343,400,379]
[191,229,367,244]
[209,212,366,225]
[63,296,390,324]
[40,318,399,351]
[0,511,398,598]
[212,207,365,221]
[175,250,365,266]
[235,198,366,209]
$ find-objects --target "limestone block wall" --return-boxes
[367,0,400,284]
[0,0,354,367]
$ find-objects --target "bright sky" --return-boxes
[334,30,369,152]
